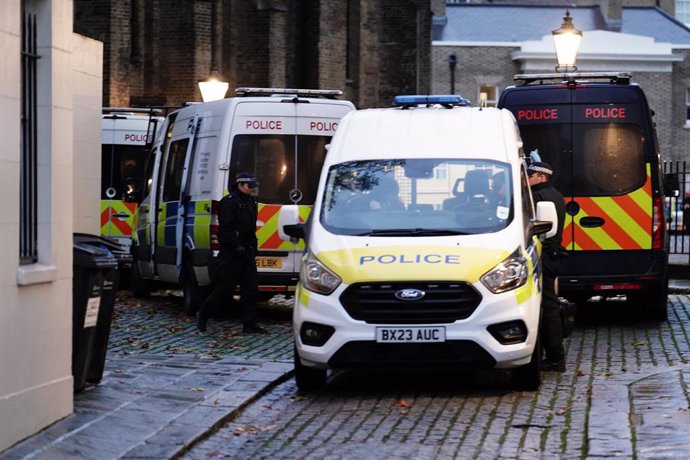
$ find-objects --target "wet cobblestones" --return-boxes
[183,295,690,459]
[5,291,690,459]
[108,291,294,361]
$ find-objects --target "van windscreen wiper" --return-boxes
[356,228,469,236]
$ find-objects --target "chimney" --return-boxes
[600,0,622,31]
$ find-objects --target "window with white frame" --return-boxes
[678,0,690,26]
[479,84,498,107]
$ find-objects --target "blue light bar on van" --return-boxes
[392,95,471,107]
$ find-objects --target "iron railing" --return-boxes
[20,4,38,265]
[664,160,689,263]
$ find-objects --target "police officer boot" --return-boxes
[243,322,267,334]
[196,310,209,332]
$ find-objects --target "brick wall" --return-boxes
[431,45,519,105]
[671,50,690,162]
[74,0,431,109]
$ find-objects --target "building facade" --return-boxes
[431,1,690,163]
[73,0,433,109]
[0,0,102,452]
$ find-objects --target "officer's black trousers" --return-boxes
[541,255,564,362]
[198,248,258,326]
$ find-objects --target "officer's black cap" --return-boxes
[527,162,553,176]
[236,172,258,188]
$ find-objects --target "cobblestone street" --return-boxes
[108,291,294,361]
[181,295,690,459]
[4,291,690,459]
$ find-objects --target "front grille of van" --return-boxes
[339,282,482,324]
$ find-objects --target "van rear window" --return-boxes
[101,144,149,202]
[521,123,646,197]
[229,134,330,204]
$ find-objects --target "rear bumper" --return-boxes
[206,251,299,292]
[559,249,668,299]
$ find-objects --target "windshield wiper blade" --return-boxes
[358,228,469,236]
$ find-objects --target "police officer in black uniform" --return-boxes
[528,162,566,372]
[196,172,266,334]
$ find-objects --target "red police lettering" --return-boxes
[245,119,283,130]
[309,121,338,132]
[516,108,558,121]
[584,107,626,119]
[124,133,150,142]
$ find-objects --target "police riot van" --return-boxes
[130,88,355,311]
[101,108,162,266]
[283,95,558,391]
[498,72,670,320]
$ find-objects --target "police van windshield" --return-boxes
[229,134,330,204]
[101,144,148,203]
[520,123,645,197]
[321,159,513,236]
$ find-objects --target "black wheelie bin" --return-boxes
[72,234,120,391]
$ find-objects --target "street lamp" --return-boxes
[448,54,457,94]
[552,10,582,72]
[198,0,228,102]
[198,73,229,103]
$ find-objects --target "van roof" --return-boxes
[327,106,521,164]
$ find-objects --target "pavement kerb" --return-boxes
[0,357,295,460]
[125,361,295,459]
[669,278,690,293]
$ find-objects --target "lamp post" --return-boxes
[448,53,457,94]
[198,0,228,102]
[552,10,582,73]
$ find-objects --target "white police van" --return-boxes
[130,88,355,312]
[284,95,558,391]
[101,108,162,267]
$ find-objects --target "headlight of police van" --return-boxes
[301,251,341,295]
[480,250,528,294]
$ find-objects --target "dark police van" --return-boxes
[498,72,669,319]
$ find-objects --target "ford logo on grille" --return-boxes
[395,288,425,301]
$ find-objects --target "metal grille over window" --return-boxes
[340,282,482,324]
[20,4,39,265]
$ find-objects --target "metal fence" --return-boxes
[663,160,690,263]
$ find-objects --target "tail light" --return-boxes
[210,200,220,251]
[652,196,665,249]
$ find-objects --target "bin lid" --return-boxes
[74,233,125,253]
[73,238,119,269]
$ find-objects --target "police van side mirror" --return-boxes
[664,173,680,198]
[283,223,305,243]
[533,201,558,239]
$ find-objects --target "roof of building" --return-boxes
[435,5,690,45]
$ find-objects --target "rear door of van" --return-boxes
[499,83,663,301]
[227,98,354,295]
[101,114,156,252]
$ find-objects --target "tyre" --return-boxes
[645,276,669,321]
[628,277,668,322]
[294,346,327,392]
[182,262,209,315]
[512,336,541,391]
[129,261,151,298]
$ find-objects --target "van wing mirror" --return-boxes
[664,173,680,197]
[283,223,306,242]
[534,201,558,239]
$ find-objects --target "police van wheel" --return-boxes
[512,336,541,391]
[130,262,151,298]
[645,278,669,321]
[294,346,327,392]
